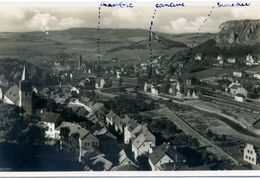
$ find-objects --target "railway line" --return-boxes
[199,89,260,114]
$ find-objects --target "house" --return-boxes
[40,112,63,139]
[132,126,156,160]
[111,163,139,171]
[106,111,130,134]
[148,143,186,171]
[144,82,149,93]
[246,54,254,63]
[245,70,257,78]
[245,54,257,66]
[95,77,112,89]
[0,88,2,100]
[233,71,242,78]
[3,85,19,105]
[3,65,33,114]
[95,78,106,89]
[229,82,247,97]
[55,121,82,140]
[124,119,142,144]
[195,53,202,61]
[105,111,119,126]
[254,73,260,80]
[234,94,245,102]
[55,121,99,161]
[114,116,130,134]
[244,143,258,165]
[118,149,136,166]
[71,86,80,95]
[151,86,159,96]
[89,154,113,171]
[216,56,224,65]
[227,58,236,64]
[77,128,99,161]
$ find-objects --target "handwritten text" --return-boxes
[217,2,251,8]
[100,2,133,8]
[155,2,185,8]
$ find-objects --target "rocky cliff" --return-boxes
[216,19,260,44]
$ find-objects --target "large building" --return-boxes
[244,143,258,165]
[4,65,33,114]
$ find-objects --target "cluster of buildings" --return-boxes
[195,53,258,67]
[0,65,188,171]
[105,111,187,170]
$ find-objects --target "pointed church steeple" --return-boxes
[21,65,28,81]
[19,65,32,114]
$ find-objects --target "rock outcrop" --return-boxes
[216,20,260,44]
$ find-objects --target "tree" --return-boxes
[0,104,26,143]
[0,103,45,145]
[60,126,70,150]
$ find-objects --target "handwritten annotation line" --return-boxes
[188,5,216,58]
[97,6,101,62]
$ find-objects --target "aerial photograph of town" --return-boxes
[0,0,259,172]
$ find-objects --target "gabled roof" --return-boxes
[126,119,139,132]
[90,154,113,171]
[142,126,156,144]
[111,164,138,171]
[56,121,81,135]
[40,112,62,124]
[21,65,29,81]
[106,111,118,119]
[148,143,186,165]
[149,146,171,166]
[92,102,104,113]
[132,133,147,149]
[118,149,136,166]
[4,85,19,105]
[77,128,90,139]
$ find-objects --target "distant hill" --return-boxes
[108,32,187,52]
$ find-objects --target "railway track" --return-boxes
[200,89,260,113]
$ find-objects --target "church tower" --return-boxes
[19,65,33,114]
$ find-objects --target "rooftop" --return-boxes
[40,112,62,125]
[4,85,19,105]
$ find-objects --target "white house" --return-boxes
[0,88,2,101]
[233,71,242,78]
[106,111,130,134]
[246,54,254,66]
[124,120,142,144]
[151,86,159,96]
[195,54,202,61]
[71,87,80,94]
[106,111,117,126]
[244,144,258,165]
[144,82,149,93]
[254,73,260,80]
[229,82,247,97]
[227,58,236,64]
[234,94,245,102]
[40,112,62,139]
[131,126,156,160]
[95,78,106,89]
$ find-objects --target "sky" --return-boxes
[0,1,259,34]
